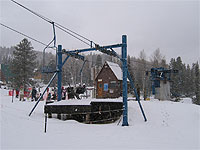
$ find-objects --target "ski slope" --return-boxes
[0,88,199,150]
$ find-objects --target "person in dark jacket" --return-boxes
[31,87,37,101]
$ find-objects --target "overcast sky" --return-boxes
[0,0,199,65]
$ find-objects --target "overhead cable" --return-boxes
[0,23,48,47]
[10,0,94,47]
[10,0,52,23]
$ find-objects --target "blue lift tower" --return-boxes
[149,67,178,100]
[29,35,147,126]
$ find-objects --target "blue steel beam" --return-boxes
[62,55,70,67]
[68,43,123,53]
[127,71,147,122]
[63,49,85,61]
[57,45,62,101]
[29,72,58,116]
[122,35,129,126]
[110,48,121,59]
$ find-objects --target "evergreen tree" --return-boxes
[176,57,184,95]
[11,38,37,90]
[194,62,200,105]
[170,57,184,97]
[190,64,196,95]
[184,64,193,96]
[181,64,187,95]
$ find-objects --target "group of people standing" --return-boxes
[46,87,67,101]
[16,85,85,102]
[17,86,40,101]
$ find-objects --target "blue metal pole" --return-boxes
[122,35,129,126]
[29,72,58,116]
[127,71,147,122]
[57,45,62,101]
[62,55,70,67]
[68,43,123,53]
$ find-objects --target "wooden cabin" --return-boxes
[95,61,123,98]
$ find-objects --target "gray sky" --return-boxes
[0,0,199,65]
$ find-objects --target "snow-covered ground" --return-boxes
[0,88,199,150]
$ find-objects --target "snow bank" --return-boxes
[1,89,199,150]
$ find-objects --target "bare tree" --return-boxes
[150,48,166,68]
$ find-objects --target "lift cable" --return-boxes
[10,0,94,47]
[11,0,52,23]
[10,0,117,54]
[54,22,92,43]
[0,23,48,47]
[55,25,91,46]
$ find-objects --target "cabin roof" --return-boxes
[106,61,122,80]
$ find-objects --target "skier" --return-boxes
[31,87,37,101]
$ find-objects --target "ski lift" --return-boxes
[42,22,57,74]
[148,67,178,95]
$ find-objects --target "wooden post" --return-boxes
[44,113,47,133]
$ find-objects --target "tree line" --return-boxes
[1,39,199,104]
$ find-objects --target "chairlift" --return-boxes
[42,23,57,74]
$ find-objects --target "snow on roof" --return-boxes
[48,98,123,106]
[106,61,123,80]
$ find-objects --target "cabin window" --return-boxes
[110,81,116,88]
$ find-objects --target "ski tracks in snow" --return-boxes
[160,102,170,127]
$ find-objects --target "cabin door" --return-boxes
[97,81,103,97]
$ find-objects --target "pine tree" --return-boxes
[185,64,192,96]
[181,64,187,95]
[11,38,37,90]
[194,62,200,105]
[191,64,196,96]
[170,57,184,97]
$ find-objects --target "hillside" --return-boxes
[0,88,199,150]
